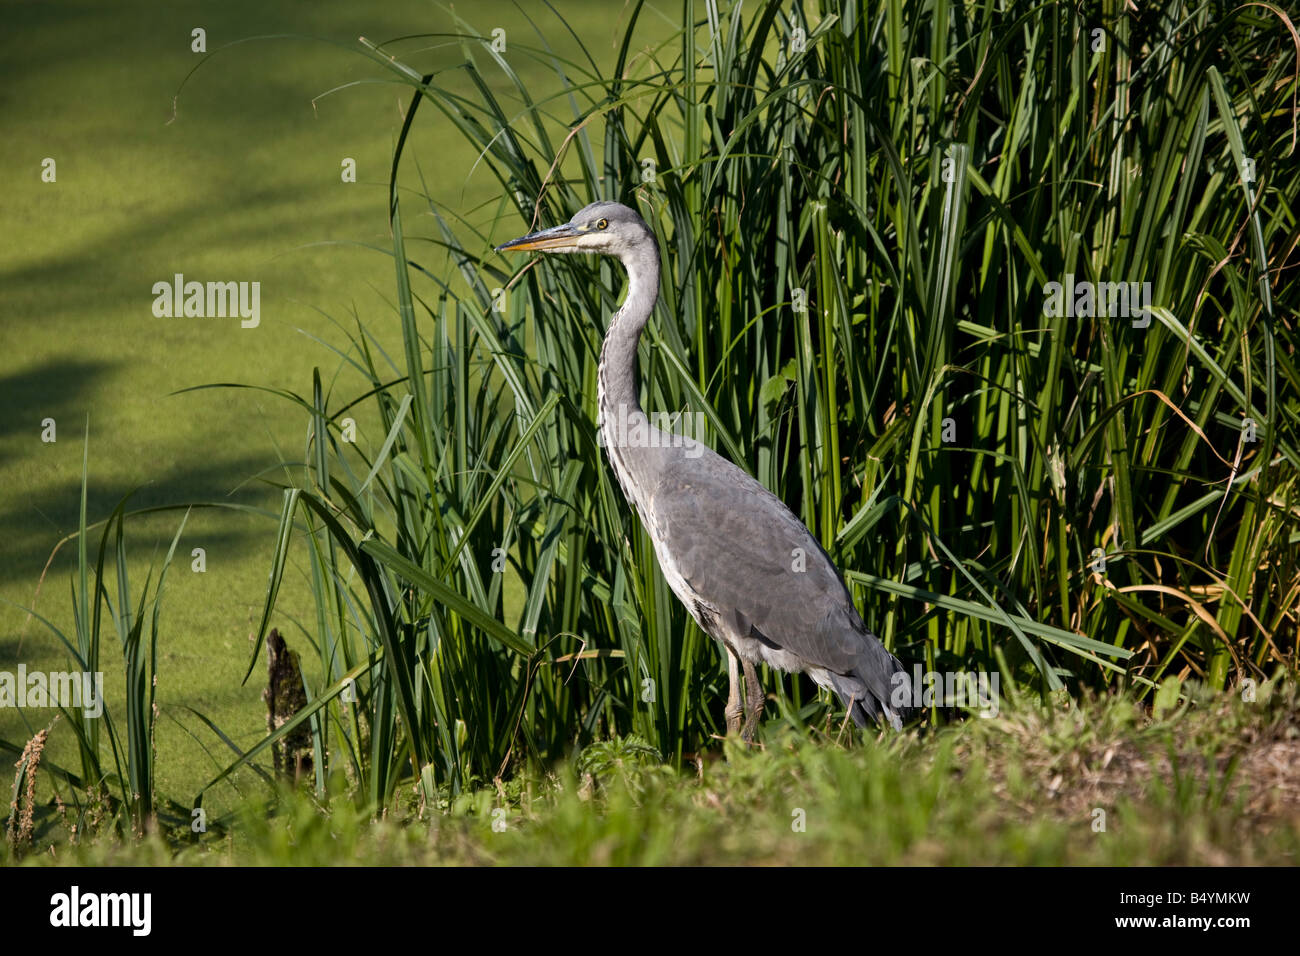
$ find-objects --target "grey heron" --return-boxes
[497,200,911,741]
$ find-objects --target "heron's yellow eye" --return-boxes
[596,218,609,229]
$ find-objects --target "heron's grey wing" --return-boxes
[647,449,909,725]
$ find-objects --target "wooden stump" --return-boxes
[263,628,313,785]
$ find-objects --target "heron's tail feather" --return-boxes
[825,635,914,731]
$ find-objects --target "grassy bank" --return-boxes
[8,682,1298,865]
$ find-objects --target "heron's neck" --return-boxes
[597,245,659,420]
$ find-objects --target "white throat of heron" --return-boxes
[596,240,662,512]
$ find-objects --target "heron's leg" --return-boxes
[741,658,764,742]
[724,648,744,736]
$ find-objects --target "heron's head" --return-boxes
[495,201,655,260]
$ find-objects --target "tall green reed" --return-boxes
[2,424,192,837]
[200,0,1297,806]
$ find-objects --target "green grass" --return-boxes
[9,681,1298,865]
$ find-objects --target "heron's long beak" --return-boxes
[495,222,583,252]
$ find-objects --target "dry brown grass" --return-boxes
[6,723,51,855]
